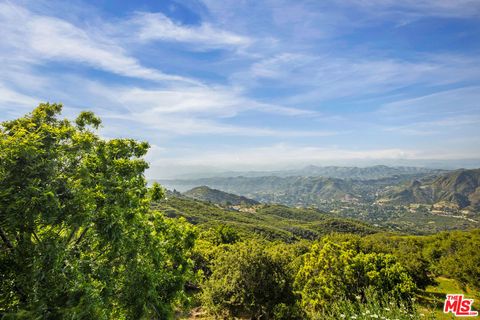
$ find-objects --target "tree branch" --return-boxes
[67,226,78,244]
[0,227,14,250]
[91,245,110,263]
[33,231,41,243]
[74,227,89,246]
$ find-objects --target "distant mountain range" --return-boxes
[157,165,443,207]
[155,167,480,233]
[183,186,259,206]
[176,165,443,180]
[160,175,370,204]
[379,169,480,210]
[157,166,480,215]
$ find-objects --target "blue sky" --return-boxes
[0,0,479,178]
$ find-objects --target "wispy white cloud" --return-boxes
[199,0,480,48]
[0,65,322,137]
[114,115,336,137]
[0,84,39,112]
[82,81,324,136]
[379,86,480,117]
[0,2,194,83]
[382,114,480,136]
[0,1,317,137]
[249,53,311,79]
[112,86,316,117]
[369,87,480,139]
[342,0,480,19]
[1,0,479,178]
[129,12,251,49]
[239,53,480,105]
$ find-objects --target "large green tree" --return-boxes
[0,104,195,319]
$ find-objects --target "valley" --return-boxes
[157,166,480,234]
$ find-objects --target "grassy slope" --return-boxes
[418,277,480,319]
[152,195,380,241]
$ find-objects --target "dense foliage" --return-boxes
[193,228,479,319]
[295,238,416,316]
[423,230,480,290]
[0,104,195,319]
[201,240,299,319]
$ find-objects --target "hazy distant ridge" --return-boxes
[379,169,480,210]
[172,165,441,180]
[157,166,444,206]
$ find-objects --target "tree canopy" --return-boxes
[0,104,195,319]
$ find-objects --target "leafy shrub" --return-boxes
[201,240,300,319]
[201,224,240,245]
[360,234,435,289]
[294,237,416,317]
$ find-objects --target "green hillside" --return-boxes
[160,174,480,233]
[380,169,480,210]
[183,186,259,206]
[159,175,418,205]
[152,194,380,241]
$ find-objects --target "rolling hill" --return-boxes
[152,193,380,241]
[158,174,428,206]
[183,186,259,206]
[157,168,480,233]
